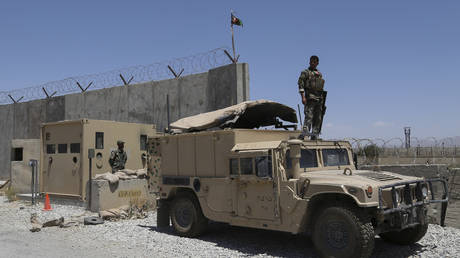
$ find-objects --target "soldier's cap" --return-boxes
[117,140,125,145]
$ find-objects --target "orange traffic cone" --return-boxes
[43,193,52,211]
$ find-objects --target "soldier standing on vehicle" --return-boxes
[109,140,127,173]
[298,55,326,140]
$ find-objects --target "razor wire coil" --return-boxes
[0,47,232,104]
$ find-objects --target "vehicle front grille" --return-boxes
[358,171,402,182]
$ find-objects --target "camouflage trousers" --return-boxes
[300,100,324,139]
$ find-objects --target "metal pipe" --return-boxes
[29,159,38,204]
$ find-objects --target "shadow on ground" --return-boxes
[138,222,430,258]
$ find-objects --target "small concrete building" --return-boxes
[40,119,158,200]
[10,139,40,194]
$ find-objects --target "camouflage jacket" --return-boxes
[298,68,325,101]
[109,149,127,171]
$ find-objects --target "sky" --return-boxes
[1,0,459,141]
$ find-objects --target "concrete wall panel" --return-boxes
[45,96,65,122]
[13,103,28,139]
[105,86,128,122]
[128,82,154,124]
[177,72,208,118]
[83,90,108,120]
[0,105,14,179]
[27,100,46,138]
[64,93,85,120]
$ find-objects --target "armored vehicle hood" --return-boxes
[170,99,297,132]
[303,169,421,188]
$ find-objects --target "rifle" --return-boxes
[317,90,327,135]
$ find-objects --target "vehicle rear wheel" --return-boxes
[379,223,428,245]
[312,206,375,258]
[170,193,208,237]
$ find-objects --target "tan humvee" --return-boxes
[148,121,448,258]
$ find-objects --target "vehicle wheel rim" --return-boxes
[175,202,193,228]
[325,221,349,249]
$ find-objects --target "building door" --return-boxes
[42,124,82,197]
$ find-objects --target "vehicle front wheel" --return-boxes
[312,206,375,258]
[379,223,428,245]
[170,193,208,237]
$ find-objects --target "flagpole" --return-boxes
[231,24,236,62]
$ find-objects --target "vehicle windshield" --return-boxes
[322,148,349,166]
[285,149,318,169]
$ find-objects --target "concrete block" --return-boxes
[90,179,149,212]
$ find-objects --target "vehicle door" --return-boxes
[230,150,277,220]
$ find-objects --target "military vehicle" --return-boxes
[147,100,448,258]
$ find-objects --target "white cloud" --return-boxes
[325,123,333,128]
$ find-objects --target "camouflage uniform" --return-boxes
[109,147,127,173]
[298,68,326,139]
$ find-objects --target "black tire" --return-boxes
[312,206,375,258]
[84,216,104,225]
[157,200,170,228]
[379,223,428,245]
[170,193,208,237]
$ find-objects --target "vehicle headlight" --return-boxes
[422,186,428,198]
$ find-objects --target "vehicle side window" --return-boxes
[255,156,272,178]
[230,158,239,175]
[285,149,318,169]
[240,158,253,175]
[322,149,350,166]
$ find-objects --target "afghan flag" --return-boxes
[231,13,243,27]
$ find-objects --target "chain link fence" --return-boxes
[0,47,233,104]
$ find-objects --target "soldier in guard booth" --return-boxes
[109,140,127,173]
[298,55,327,140]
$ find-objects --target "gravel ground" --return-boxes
[1,196,460,258]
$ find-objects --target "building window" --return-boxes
[95,132,104,149]
[46,144,56,154]
[11,148,23,161]
[70,143,81,153]
[58,144,68,154]
[140,135,147,151]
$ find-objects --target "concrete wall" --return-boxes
[0,63,249,180]
[10,139,40,193]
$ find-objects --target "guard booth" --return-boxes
[40,119,157,200]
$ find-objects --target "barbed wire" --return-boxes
[341,137,460,166]
[0,47,233,104]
